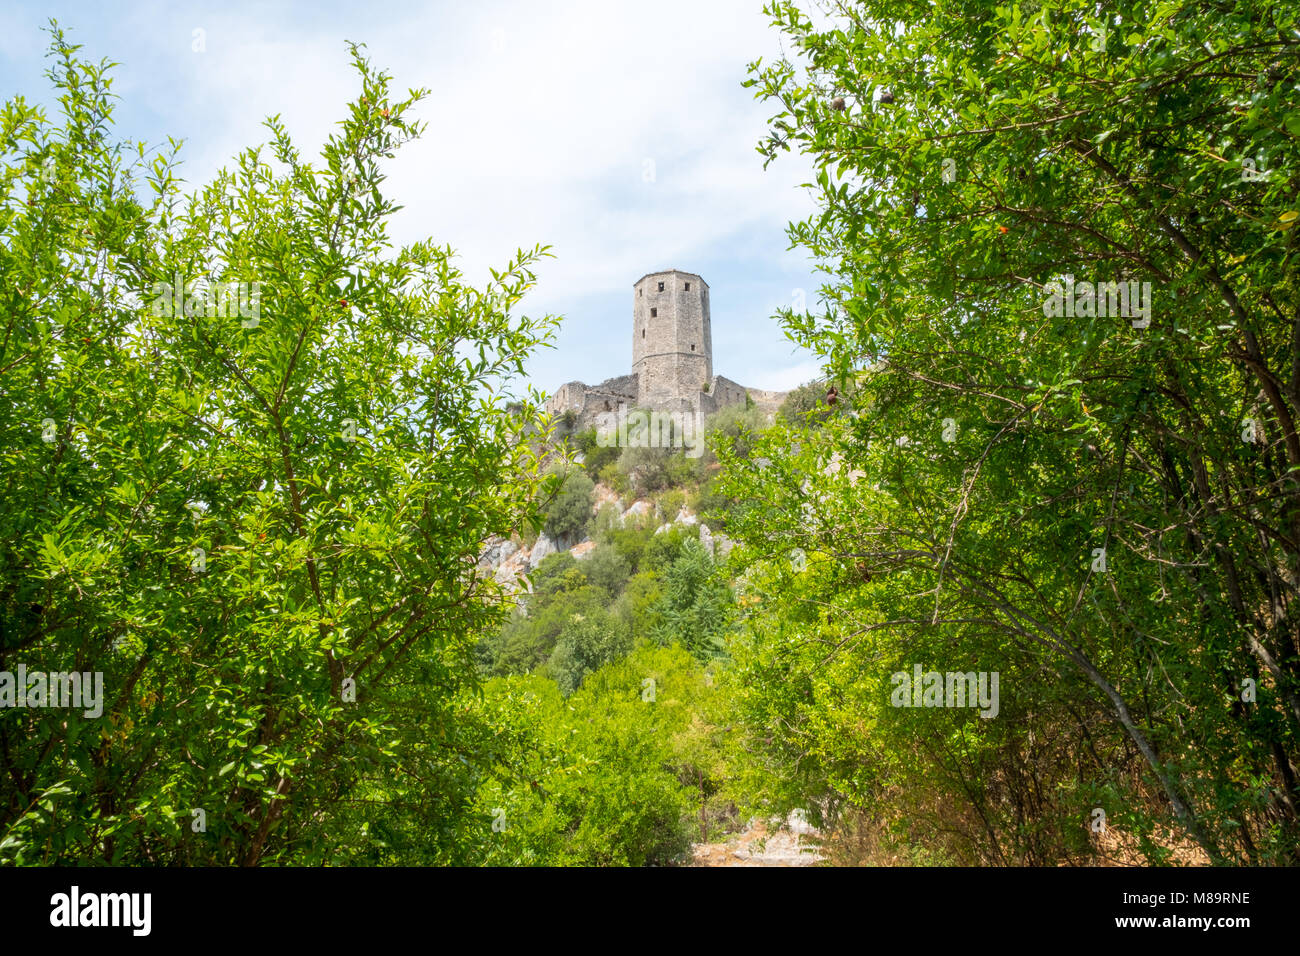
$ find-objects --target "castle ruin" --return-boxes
[545,269,787,430]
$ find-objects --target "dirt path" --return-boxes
[691,811,824,867]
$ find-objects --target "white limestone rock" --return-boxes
[529,533,556,565]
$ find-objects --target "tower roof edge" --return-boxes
[633,269,708,288]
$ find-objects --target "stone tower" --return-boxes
[632,269,711,409]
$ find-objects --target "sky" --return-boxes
[0,0,829,396]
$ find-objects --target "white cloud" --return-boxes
[8,0,824,394]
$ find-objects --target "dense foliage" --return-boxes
[542,467,595,544]
[9,3,1296,869]
[474,644,730,866]
[717,0,1300,864]
[0,31,556,864]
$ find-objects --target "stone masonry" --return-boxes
[546,269,786,428]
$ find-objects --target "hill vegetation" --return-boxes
[3,2,1298,867]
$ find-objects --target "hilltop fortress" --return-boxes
[545,269,787,430]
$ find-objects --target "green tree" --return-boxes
[529,551,585,596]
[548,609,633,695]
[584,543,631,598]
[653,538,733,660]
[573,427,620,480]
[475,644,718,866]
[643,524,693,573]
[724,0,1300,864]
[542,467,594,544]
[606,524,652,573]
[613,570,665,644]
[0,30,556,865]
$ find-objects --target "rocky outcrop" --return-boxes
[478,538,518,569]
[654,505,700,534]
[593,483,622,513]
[495,548,532,590]
[477,483,733,590]
[528,533,557,566]
[621,500,654,526]
[690,811,823,867]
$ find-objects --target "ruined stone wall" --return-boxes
[708,374,749,411]
[582,388,637,416]
[745,387,789,416]
[593,373,638,399]
[545,381,589,419]
[544,376,639,432]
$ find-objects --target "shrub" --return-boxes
[665,452,701,487]
[476,645,711,867]
[547,609,633,695]
[652,538,733,660]
[598,460,629,497]
[530,552,585,596]
[614,571,665,644]
[591,502,622,543]
[643,525,692,572]
[585,543,631,598]
[607,525,652,573]
[617,444,674,497]
[543,468,595,543]
[707,403,770,458]
[695,473,737,531]
[0,34,557,865]
[575,428,620,480]
[657,488,686,522]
